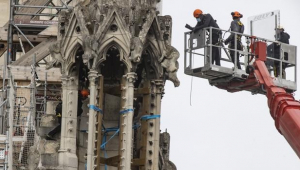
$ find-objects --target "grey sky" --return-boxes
[160,0,300,169]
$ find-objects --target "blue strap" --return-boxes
[141,115,161,121]
[119,109,134,115]
[89,105,103,114]
[101,128,120,149]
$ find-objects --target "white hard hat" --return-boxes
[277,26,284,30]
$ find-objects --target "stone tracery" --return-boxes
[47,1,179,169]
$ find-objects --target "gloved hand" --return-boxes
[185,24,193,31]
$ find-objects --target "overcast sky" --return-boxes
[160,0,300,169]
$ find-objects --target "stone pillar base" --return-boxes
[58,152,78,169]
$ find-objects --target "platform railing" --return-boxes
[184,26,297,90]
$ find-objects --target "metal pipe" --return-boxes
[184,33,187,69]
[1,0,14,135]
[29,0,52,20]
[49,2,61,12]
[17,32,25,54]
[14,13,58,17]
[185,27,286,45]
[0,100,7,108]
[221,43,231,61]
[14,4,68,9]
[42,58,48,64]
[275,15,278,40]
[14,24,51,28]
[234,33,237,69]
[7,0,14,64]
[13,24,35,48]
[204,28,207,65]
[31,54,36,123]
[59,0,68,7]
[8,74,14,170]
[14,86,33,89]
[44,72,47,115]
[209,27,212,67]
[50,0,73,20]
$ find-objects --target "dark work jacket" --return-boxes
[274,32,290,58]
[193,14,220,34]
[55,102,62,123]
[225,19,244,43]
[55,102,62,117]
[277,32,290,44]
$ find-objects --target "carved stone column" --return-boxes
[139,80,164,170]
[119,72,137,170]
[58,75,79,170]
[139,80,154,170]
[153,80,164,169]
[86,70,100,170]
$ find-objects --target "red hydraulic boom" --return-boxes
[226,39,300,158]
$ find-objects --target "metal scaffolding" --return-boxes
[0,0,72,168]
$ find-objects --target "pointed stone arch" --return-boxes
[65,41,84,76]
[95,40,131,74]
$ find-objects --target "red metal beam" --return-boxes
[253,41,300,158]
[215,40,300,158]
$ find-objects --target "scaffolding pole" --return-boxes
[8,0,73,65]
[14,4,68,9]
[2,0,74,168]
[7,72,14,170]
[0,0,14,135]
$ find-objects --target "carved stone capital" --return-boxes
[61,76,69,88]
[88,70,99,83]
[154,80,165,94]
[125,72,137,84]
[61,75,79,89]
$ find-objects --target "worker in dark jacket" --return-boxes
[185,9,221,66]
[224,11,244,69]
[273,26,290,78]
[46,90,87,140]
[46,102,62,140]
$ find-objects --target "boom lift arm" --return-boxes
[249,41,300,158]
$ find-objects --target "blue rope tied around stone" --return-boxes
[119,109,134,115]
[101,124,140,150]
[101,128,120,150]
[140,115,161,121]
[101,127,119,170]
[100,123,140,170]
[89,105,103,114]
